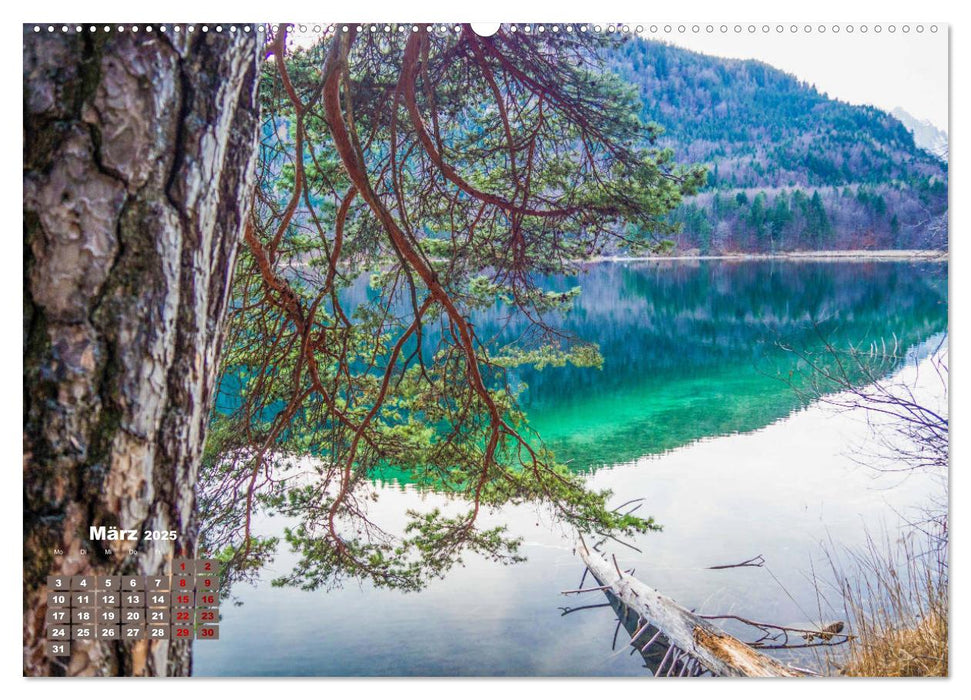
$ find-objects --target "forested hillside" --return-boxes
[608,40,948,252]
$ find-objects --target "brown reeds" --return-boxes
[824,521,948,677]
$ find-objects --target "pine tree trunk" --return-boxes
[23,24,262,676]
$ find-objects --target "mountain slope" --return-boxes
[607,40,948,252]
[892,107,948,160]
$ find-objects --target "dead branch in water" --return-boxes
[708,554,766,569]
[575,544,805,677]
[695,614,852,649]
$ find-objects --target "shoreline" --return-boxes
[587,249,947,263]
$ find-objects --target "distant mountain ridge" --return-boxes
[891,107,948,160]
[606,40,948,252]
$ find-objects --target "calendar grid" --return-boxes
[45,559,220,658]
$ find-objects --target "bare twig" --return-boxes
[708,554,765,570]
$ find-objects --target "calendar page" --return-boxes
[23,19,949,679]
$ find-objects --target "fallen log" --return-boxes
[599,577,691,675]
[577,544,803,677]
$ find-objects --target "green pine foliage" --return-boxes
[200,28,690,593]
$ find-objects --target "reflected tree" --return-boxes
[780,327,948,556]
[782,331,947,477]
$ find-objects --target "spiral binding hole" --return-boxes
[25,22,938,37]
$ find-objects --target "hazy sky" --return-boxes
[288,22,949,132]
[638,23,949,131]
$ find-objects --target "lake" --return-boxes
[194,259,947,676]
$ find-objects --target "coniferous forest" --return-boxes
[607,40,948,252]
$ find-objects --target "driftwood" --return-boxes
[598,573,699,675]
[577,544,803,677]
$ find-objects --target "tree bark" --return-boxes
[23,24,261,676]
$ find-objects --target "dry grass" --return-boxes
[823,522,948,677]
[840,601,947,676]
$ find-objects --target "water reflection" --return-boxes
[493,260,946,468]
[195,260,946,676]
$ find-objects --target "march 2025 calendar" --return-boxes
[24,20,949,678]
[44,557,220,660]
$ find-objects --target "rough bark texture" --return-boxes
[23,25,261,676]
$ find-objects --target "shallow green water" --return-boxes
[196,259,947,677]
[502,259,946,467]
[364,259,947,479]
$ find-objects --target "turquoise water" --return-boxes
[479,259,945,467]
[194,259,947,676]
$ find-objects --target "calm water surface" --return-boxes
[195,259,946,676]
